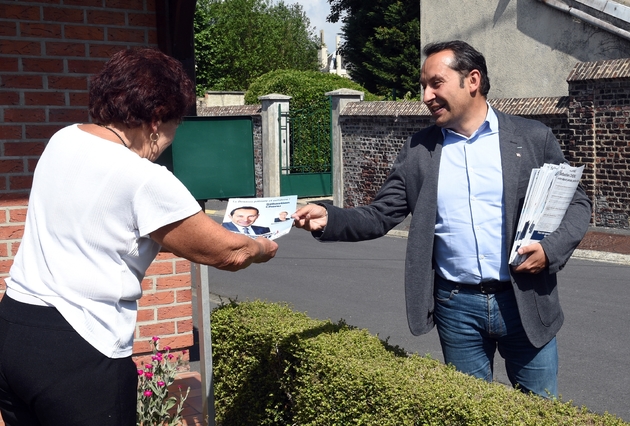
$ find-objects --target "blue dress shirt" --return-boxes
[434,105,510,284]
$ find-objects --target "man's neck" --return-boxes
[451,100,489,137]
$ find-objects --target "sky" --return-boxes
[290,0,342,52]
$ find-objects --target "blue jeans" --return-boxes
[433,275,558,398]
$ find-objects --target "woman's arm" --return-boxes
[150,211,277,272]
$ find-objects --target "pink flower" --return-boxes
[144,372,154,379]
[144,365,153,370]
[143,390,153,397]
[157,381,165,387]
[137,369,144,376]
[168,354,174,360]
[181,350,187,355]
[152,336,160,342]
[163,346,171,351]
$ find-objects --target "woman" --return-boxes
[0,48,277,426]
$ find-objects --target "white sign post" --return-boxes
[191,262,215,426]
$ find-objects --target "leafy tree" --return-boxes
[194,0,320,95]
[328,0,420,99]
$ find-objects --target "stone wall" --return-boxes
[338,98,573,209]
[338,58,630,229]
[568,58,630,228]
[199,57,630,229]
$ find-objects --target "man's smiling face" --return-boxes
[421,49,475,135]
[231,209,259,227]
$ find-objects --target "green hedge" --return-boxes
[244,69,380,108]
[211,301,628,426]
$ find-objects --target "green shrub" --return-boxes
[211,301,627,426]
[244,69,380,108]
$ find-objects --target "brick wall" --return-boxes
[339,102,432,207]
[197,57,630,229]
[568,59,630,228]
[0,0,192,361]
[338,99,574,209]
[338,64,630,230]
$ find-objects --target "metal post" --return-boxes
[191,262,215,426]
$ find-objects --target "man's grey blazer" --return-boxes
[222,221,271,235]
[317,110,592,348]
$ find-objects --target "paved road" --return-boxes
[191,205,630,421]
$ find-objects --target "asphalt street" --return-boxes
[191,203,630,422]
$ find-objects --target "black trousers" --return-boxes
[0,295,137,426]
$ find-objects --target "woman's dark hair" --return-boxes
[423,40,491,97]
[89,48,196,128]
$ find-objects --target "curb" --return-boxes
[571,249,630,265]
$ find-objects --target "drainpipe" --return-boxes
[539,0,630,41]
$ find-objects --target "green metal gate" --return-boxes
[157,116,256,200]
[278,97,333,197]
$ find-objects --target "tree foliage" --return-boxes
[328,0,420,99]
[194,0,320,95]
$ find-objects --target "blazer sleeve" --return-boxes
[314,135,419,242]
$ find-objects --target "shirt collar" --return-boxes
[441,103,498,141]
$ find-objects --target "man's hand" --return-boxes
[291,204,328,232]
[511,242,548,274]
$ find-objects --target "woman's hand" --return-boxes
[151,211,278,272]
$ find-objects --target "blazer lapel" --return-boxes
[497,112,523,244]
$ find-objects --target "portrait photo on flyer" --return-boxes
[221,195,298,240]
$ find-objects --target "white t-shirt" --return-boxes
[5,124,202,358]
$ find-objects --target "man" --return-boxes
[222,206,271,235]
[292,40,592,398]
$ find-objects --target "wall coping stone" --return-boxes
[197,105,261,116]
[568,57,630,81]
[340,97,568,118]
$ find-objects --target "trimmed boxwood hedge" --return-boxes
[211,300,628,426]
[244,69,380,108]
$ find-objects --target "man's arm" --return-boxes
[524,128,592,274]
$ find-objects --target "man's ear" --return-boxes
[467,69,481,94]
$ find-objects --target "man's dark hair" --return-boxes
[423,40,491,97]
[230,206,259,216]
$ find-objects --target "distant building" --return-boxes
[318,30,349,78]
[421,0,630,98]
